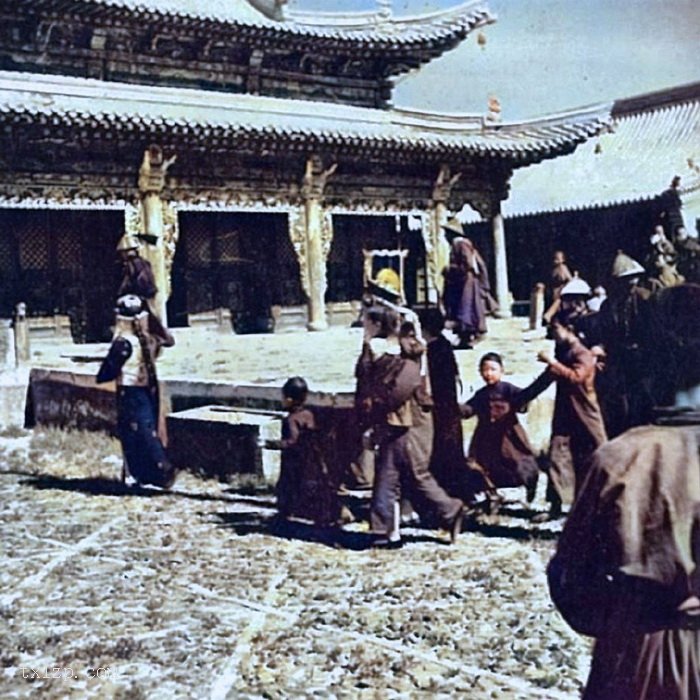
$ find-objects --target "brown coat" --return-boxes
[520,339,607,498]
[548,423,700,699]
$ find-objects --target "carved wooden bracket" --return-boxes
[137,145,177,195]
[301,156,337,201]
[431,164,461,204]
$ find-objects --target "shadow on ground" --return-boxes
[13,471,275,509]
[210,510,454,551]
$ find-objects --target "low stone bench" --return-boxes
[166,405,283,484]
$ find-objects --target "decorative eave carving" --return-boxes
[301,156,337,202]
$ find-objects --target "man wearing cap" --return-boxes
[117,234,158,301]
[116,234,174,349]
[582,251,656,437]
[441,218,494,348]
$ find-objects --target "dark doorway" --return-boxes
[168,211,304,327]
[326,215,427,306]
[0,209,122,342]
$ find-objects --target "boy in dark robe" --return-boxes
[548,283,700,700]
[274,376,335,528]
[461,352,539,509]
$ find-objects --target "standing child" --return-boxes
[461,352,539,510]
[275,376,335,527]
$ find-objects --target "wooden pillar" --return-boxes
[304,197,328,331]
[429,165,461,304]
[301,157,336,331]
[491,201,512,318]
[137,145,176,324]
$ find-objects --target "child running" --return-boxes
[461,352,539,510]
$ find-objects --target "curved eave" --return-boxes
[498,89,700,220]
[27,0,493,55]
[0,73,609,166]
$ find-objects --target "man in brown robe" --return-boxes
[355,305,464,547]
[521,318,607,518]
[419,308,473,501]
[548,283,700,700]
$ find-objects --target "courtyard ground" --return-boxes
[0,426,590,700]
[0,319,590,699]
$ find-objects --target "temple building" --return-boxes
[0,0,610,341]
[462,81,700,296]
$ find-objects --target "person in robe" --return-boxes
[418,308,474,502]
[520,318,608,520]
[461,352,539,511]
[656,175,686,239]
[96,294,176,489]
[274,376,336,528]
[542,250,574,325]
[548,283,700,700]
[116,234,174,350]
[441,218,495,348]
[355,304,464,547]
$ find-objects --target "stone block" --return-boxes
[166,405,282,483]
[0,319,15,369]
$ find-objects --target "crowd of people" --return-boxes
[270,193,700,698]
[93,184,700,698]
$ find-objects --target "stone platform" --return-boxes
[10,319,556,473]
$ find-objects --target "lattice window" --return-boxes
[57,229,82,270]
[0,232,14,275]
[19,226,49,270]
[216,228,241,265]
[184,222,212,268]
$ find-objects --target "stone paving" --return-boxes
[0,426,588,700]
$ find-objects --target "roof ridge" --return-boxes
[612,81,700,118]
[287,0,493,31]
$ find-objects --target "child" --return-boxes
[461,352,539,509]
[275,376,335,527]
[521,318,608,519]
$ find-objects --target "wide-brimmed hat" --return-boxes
[116,234,139,252]
[367,267,402,302]
[612,251,645,278]
[441,217,465,238]
[560,276,592,297]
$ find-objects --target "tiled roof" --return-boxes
[43,0,494,46]
[84,0,280,23]
[0,72,610,164]
[464,82,700,221]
